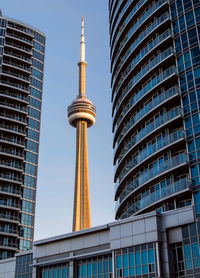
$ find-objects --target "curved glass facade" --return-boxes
[0,14,45,259]
[109,0,200,221]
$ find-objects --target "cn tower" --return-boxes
[68,18,96,232]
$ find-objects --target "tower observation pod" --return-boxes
[67,18,96,232]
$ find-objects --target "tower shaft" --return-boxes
[68,17,96,232]
[73,121,91,231]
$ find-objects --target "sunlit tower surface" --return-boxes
[68,18,96,232]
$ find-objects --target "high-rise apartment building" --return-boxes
[0,11,45,259]
[109,0,200,221]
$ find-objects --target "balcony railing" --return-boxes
[113,66,177,121]
[7,22,33,36]
[0,147,24,158]
[119,178,192,218]
[0,135,25,146]
[0,226,18,234]
[0,100,28,112]
[115,153,189,204]
[113,47,174,106]
[0,123,26,135]
[116,129,186,184]
[1,70,30,82]
[5,41,32,54]
[112,12,170,72]
[0,199,21,209]
[6,31,33,45]
[4,50,31,63]
[112,28,172,87]
[0,111,27,124]
[0,90,28,102]
[0,213,19,222]
[111,0,167,58]
[0,242,18,248]
[0,79,29,92]
[115,107,183,163]
[3,59,31,73]
[114,85,179,146]
[0,186,21,195]
[0,159,23,170]
[0,173,22,183]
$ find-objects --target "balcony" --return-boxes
[0,226,18,236]
[115,129,186,183]
[0,147,24,159]
[115,153,189,205]
[4,50,31,64]
[0,199,21,210]
[0,79,29,93]
[112,28,172,89]
[113,85,179,146]
[111,0,167,58]
[0,135,25,147]
[113,47,175,108]
[0,100,28,113]
[0,123,26,136]
[0,186,21,196]
[1,70,30,83]
[6,31,33,46]
[112,12,170,73]
[2,59,31,73]
[0,90,29,103]
[0,173,22,184]
[119,178,192,218]
[5,41,32,55]
[0,213,19,222]
[114,107,183,164]
[0,159,23,171]
[7,22,34,37]
[113,65,177,121]
[0,112,27,125]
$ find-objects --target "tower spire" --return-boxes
[68,18,96,232]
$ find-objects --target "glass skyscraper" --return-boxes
[109,0,200,219]
[0,10,45,259]
[109,0,200,276]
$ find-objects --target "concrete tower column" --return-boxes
[68,18,96,232]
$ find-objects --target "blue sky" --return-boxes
[1,0,114,240]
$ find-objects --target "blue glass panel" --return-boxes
[135,252,141,265]
[192,243,200,257]
[123,268,129,277]
[88,264,92,275]
[136,266,142,275]
[129,253,135,267]
[148,249,155,263]
[53,269,57,278]
[77,266,81,277]
[142,250,147,264]
[142,265,148,274]
[49,270,53,278]
[82,264,86,277]
[123,254,128,268]
[62,268,67,278]
[98,261,103,274]
[104,260,108,273]
[117,255,122,268]
[93,262,97,275]
[129,267,135,275]
[58,268,62,278]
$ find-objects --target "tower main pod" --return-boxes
[68,18,96,232]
